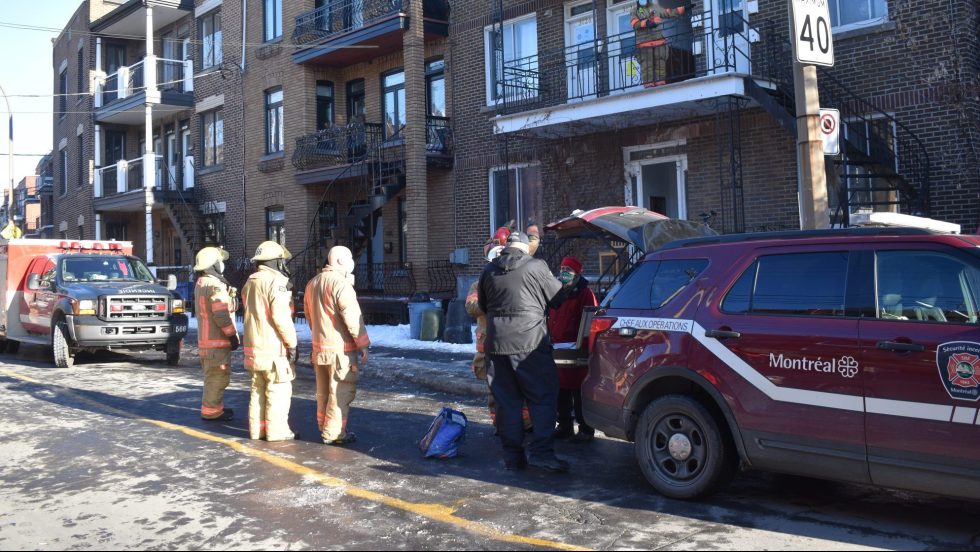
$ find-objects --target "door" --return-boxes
[859,246,980,499]
[162,33,177,90]
[104,131,125,193]
[630,157,686,219]
[21,257,56,333]
[607,0,641,93]
[565,2,598,101]
[166,130,178,190]
[706,0,750,74]
[181,124,193,189]
[104,44,126,102]
[153,137,163,190]
[702,248,868,482]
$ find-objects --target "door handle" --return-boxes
[876,341,925,353]
[705,329,741,339]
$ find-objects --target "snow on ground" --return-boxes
[187,317,477,354]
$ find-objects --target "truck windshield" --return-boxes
[59,256,155,283]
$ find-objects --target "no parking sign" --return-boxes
[819,108,840,156]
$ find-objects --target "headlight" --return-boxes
[74,299,96,315]
[172,299,184,314]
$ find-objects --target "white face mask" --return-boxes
[215,260,225,274]
[339,258,356,276]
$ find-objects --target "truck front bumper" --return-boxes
[66,314,189,348]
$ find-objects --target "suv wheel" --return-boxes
[635,395,734,499]
[166,341,180,366]
[52,321,75,368]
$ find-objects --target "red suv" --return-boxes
[583,228,980,500]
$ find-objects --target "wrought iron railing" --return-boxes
[426,116,452,155]
[292,121,384,170]
[354,262,416,296]
[293,0,404,45]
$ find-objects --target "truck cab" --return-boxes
[0,239,188,367]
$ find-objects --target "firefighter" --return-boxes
[193,246,239,421]
[304,245,370,445]
[632,0,688,87]
[242,241,299,441]
[466,230,508,424]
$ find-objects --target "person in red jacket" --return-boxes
[548,256,598,441]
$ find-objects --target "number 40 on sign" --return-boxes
[791,0,835,67]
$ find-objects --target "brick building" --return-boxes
[51,0,455,314]
[449,0,980,277]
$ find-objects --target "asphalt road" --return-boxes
[0,343,978,551]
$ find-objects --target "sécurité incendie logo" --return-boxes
[937,342,980,401]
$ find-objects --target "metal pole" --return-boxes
[0,83,12,216]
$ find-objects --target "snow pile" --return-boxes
[188,317,476,354]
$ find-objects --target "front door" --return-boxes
[166,130,178,190]
[181,124,193,189]
[701,247,868,482]
[607,0,640,93]
[629,157,686,219]
[153,137,163,190]
[859,245,980,499]
[706,0,750,74]
[565,1,597,101]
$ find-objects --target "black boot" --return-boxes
[554,423,574,439]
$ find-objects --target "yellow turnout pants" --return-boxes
[314,351,359,441]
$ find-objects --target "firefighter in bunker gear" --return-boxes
[194,247,239,421]
[631,0,688,86]
[304,246,370,445]
[242,241,299,441]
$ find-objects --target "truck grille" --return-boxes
[102,295,169,321]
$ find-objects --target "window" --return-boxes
[722,252,849,316]
[201,109,224,167]
[263,0,282,42]
[382,70,406,140]
[606,259,708,309]
[830,0,887,29]
[876,251,980,324]
[485,15,538,104]
[78,224,84,241]
[317,201,336,247]
[316,80,334,130]
[106,222,128,241]
[426,59,446,117]
[265,88,284,154]
[199,11,222,69]
[76,49,84,96]
[59,150,68,196]
[489,164,542,232]
[347,79,365,122]
[204,212,225,246]
[59,69,68,118]
[76,136,84,188]
[266,206,285,244]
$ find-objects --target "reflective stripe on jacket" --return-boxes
[304,266,370,364]
[194,273,238,351]
[242,265,297,372]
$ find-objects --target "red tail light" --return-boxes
[588,316,617,352]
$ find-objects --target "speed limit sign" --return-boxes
[792,0,835,66]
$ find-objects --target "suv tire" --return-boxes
[166,341,180,366]
[52,321,75,369]
[635,394,733,500]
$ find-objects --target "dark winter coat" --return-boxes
[478,248,564,355]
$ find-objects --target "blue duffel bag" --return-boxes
[418,407,467,459]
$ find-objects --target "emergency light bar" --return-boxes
[58,240,125,252]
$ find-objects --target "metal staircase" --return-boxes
[747,22,931,226]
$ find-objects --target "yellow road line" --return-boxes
[0,367,591,551]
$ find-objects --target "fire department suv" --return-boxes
[584,228,980,501]
[0,239,189,367]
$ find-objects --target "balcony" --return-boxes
[292,0,449,67]
[491,10,782,138]
[94,56,194,125]
[36,176,54,195]
[293,117,452,183]
[90,0,193,38]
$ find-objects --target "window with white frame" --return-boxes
[264,0,282,42]
[265,88,284,154]
[829,0,887,29]
[199,11,222,69]
[484,15,538,105]
[489,164,542,232]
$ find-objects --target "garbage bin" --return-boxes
[176,281,195,313]
[442,298,473,344]
[418,307,445,342]
[408,299,442,340]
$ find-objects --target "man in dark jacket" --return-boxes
[478,232,568,472]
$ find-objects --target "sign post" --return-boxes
[790,0,834,230]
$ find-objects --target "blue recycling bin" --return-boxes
[408,300,442,340]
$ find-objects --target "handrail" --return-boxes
[293,0,404,45]
[292,121,385,170]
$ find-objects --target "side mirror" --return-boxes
[27,273,40,291]
[166,274,178,291]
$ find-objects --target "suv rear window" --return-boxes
[722,252,849,316]
[605,259,708,310]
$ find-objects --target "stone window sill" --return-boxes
[198,164,224,176]
[834,20,897,41]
